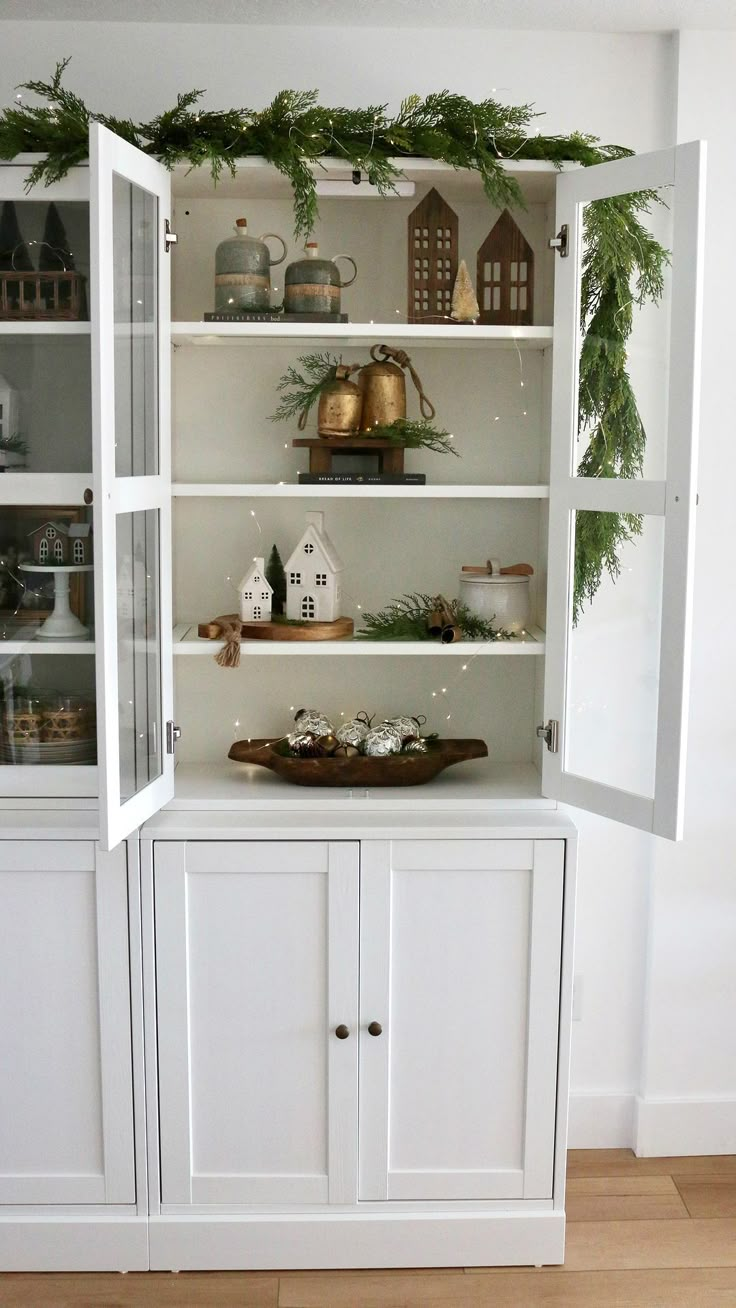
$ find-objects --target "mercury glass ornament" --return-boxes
[402,736,429,754]
[316,733,339,756]
[386,715,426,742]
[293,708,334,737]
[287,730,321,757]
[336,716,371,748]
[334,742,360,758]
[363,723,403,757]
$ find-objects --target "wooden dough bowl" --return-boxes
[228,738,488,787]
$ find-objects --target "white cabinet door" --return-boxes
[545,142,705,838]
[155,840,359,1206]
[359,839,564,1202]
[90,124,174,851]
[0,841,135,1204]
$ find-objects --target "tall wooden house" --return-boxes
[407,188,458,323]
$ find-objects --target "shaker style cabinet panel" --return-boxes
[0,840,135,1205]
[358,839,564,1202]
[154,840,360,1206]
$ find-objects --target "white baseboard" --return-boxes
[634,1096,736,1156]
[568,1093,636,1148]
[0,1216,148,1271]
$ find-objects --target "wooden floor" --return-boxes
[2,1152,736,1306]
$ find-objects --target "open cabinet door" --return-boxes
[543,141,705,839]
[91,125,174,850]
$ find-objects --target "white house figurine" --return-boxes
[285,511,343,622]
[238,556,273,623]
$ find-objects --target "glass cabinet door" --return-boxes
[544,142,705,839]
[0,163,98,797]
[91,125,173,850]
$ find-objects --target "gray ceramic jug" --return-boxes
[214,218,287,312]
[284,242,357,316]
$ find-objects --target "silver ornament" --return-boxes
[402,736,429,754]
[386,715,425,742]
[293,707,334,737]
[336,718,371,748]
[287,730,321,757]
[363,723,403,757]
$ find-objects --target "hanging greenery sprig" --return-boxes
[0,62,671,616]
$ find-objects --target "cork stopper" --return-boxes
[235,218,248,234]
[305,241,319,257]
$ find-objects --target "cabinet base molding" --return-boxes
[148,1211,566,1270]
[0,1216,149,1272]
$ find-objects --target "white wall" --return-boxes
[4,19,729,1150]
[633,30,736,1156]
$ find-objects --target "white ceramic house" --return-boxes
[285,511,343,622]
[237,556,273,622]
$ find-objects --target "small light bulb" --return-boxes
[462,663,468,671]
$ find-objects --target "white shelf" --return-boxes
[0,474,92,506]
[172,322,554,349]
[171,156,571,204]
[168,759,554,811]
[172,625,545,656]
[172,483,550,499]
[0,322,91,336]
[0,637,94,655]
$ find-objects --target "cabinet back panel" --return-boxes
[173,345,547,487]
[171,194,554,327]
[173,655,539,765]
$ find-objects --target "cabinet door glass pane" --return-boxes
[116,509,161,802]
[0,653,96,766]
[113,176,158,478]
[576,188,672,483]
[566,511,663,797]
[0,199,90,322]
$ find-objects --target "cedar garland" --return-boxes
[0,62,670,618]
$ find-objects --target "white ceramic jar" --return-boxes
[458,571,531,634]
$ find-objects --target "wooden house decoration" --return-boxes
[29,521,92,566]
[285,511,343,623]
[477,210,534,325]
[237,556,273,623]
[407,188,458,323]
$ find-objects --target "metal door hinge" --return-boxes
[536,720,559,753]
[548,225,568,257]
[166,721,181,754]
[164,219,178,253]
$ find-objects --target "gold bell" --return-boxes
[312,364,362,438]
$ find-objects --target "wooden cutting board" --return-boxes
[198,614,354,642]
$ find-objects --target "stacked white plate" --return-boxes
[0,738,97,765]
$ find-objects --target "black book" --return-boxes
[203,310,348,323]
[297,473,427,485]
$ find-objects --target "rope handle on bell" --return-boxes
[370,344,436,421]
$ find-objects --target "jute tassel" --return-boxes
[215,619,242,668]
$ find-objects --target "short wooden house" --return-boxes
[237,557,273,623]
[477,210,534,325]
[285,511,343,623]
[29,521,92,566]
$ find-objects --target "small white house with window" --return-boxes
[285,511,343,623]
[237,556,273,623]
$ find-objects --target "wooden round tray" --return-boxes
[228,738,488,787]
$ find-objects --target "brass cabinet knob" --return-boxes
[368,1021,383,1037]
[334,1024,350,1040]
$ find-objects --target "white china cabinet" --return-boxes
[0,125,704,1270]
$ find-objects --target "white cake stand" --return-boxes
[18,562,94,640]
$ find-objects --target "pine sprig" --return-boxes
[365,418,460,457]
[269,352,340,423]
[357,593,516,641]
